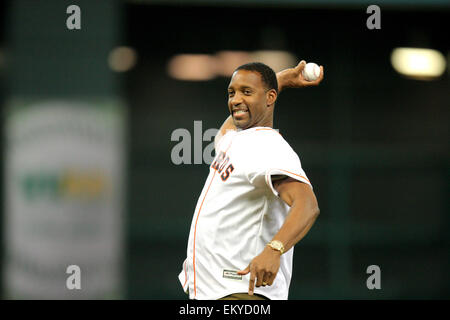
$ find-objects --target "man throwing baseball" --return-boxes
[179,60,324,300]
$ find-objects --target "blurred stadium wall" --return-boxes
[0,0,449,300]
[2,0,126,299]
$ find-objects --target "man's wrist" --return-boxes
[276,72,286,92]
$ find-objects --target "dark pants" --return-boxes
[218,293,269,300]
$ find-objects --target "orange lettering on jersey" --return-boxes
[211,151,225,171]
[220,164,234,181]
[217,157,229,173]
[211,151,235,181]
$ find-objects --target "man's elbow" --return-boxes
[313,206,320,217]
[298,201,320,221]
[310,204,320,219]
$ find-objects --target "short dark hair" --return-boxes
[235,62,278,93]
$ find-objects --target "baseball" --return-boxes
[302,62,321,81]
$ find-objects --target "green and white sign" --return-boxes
[3,98,126,299]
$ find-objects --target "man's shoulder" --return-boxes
[243,127,292,149]
[236,128,298,162]
[240,127,282,140]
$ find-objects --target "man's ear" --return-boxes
[266,89,278,106]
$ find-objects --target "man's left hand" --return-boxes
[237,246,281,295]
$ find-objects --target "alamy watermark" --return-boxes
[66,265,81,290]
[170,121,280,165]
[366,5,381,30]
[171,121,218,165]
[66,5,81,30]
[366,264,381,290]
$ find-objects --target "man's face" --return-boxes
[227,70,275,130]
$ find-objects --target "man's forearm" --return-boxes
[276,64,302,93]
[272,201,320,253]
[276,66,303,92]
[276,71,288,93]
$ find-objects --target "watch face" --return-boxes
[270,240,284,254]
[270,241,283,251]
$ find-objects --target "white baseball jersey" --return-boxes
[178,126,312,300]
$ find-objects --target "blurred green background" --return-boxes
[0,0,449,299]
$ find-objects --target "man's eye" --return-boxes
[228,92,234,96]
[244,90,252,95]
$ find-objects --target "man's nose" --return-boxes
[230,93,243,106]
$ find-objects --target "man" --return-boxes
[178,61,324,300]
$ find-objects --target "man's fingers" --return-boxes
[237,266,250,275]
[262,272,272,286]
[255,270,265,287]
[267,272,276,286]
[311,66,324,84]
[294,60,306,72]
[319,65,324,79]
[248,269,256,295]
[238,264,257,295]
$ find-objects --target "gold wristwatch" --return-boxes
[267,240,285,255]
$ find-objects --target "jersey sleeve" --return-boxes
[247,131,312,197]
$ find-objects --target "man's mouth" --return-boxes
[232,109,249,117]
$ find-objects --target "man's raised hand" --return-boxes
[276,60,324,92]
